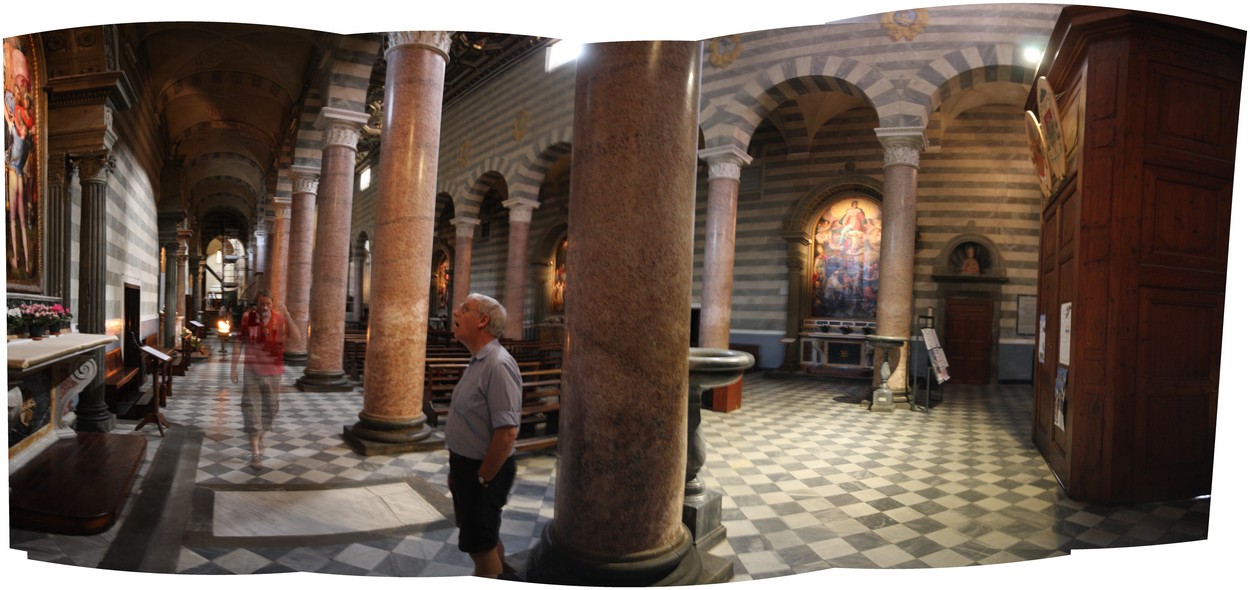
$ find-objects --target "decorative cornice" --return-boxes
[875,127,927,169]
[386,31,453,62]
[45,71,135,110]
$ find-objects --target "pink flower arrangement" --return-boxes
[18,303,73,327]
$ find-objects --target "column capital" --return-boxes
[875,127,928,169]
[317,108,370,149]
[72,149,115,183]
[452,216,480,238]
[386,31,453,62]
[289,166,320,195]
[503,197,540,223]
[698,145,753,181]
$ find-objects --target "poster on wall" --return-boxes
[810,196,882,320]
[1058,302,1072,366]
[4,34,44,293]
[1054,366,1067,431]
[1038,314,1046,365]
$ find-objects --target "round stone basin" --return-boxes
[688,347,756,390]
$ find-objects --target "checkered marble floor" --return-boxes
[8,345,1217,585]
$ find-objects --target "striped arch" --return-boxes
[701,55,891,153]
[516,141,573,203]
[888,43,1037,128]
[455,156,512,212]
[318,35,382,113]
[462,171,510,218]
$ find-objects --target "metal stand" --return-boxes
[910,313,943,412]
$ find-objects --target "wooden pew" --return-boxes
[426,365,562,453]
[104,347,141,415]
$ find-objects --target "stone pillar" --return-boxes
[696,146,751,349]
[450,216,478,308]
[343,31,451,454]
[526,41,709,586]
[295,108,368,392]
[191,255,204,322]
[284,168,318,365]
[160,231,180,349]
[268,197,292,309]
[502,197,539,340]
[253,225,269,292]
[176,227,192,341]
[780,232,812,371]
[46,153,71,301]
[73,151,116,432]
[873,127,926,398]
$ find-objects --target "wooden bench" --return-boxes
[427,366,562,453]
[104,347,140,415]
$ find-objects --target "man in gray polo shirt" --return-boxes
[444,293,522,578]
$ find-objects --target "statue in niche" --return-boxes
[960,244,981,275]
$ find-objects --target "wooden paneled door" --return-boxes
[944,298,993,385]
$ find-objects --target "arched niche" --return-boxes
[530,222,568,343]
[932,234,1007,283]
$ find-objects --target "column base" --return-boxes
[682,490,726,548]
[296,369,353,392]
[283,352,307,366]
[526,523,703,586]
[74,386,117,433]
[342,412,436,456]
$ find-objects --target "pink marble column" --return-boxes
[450,216,478,308]
[343,31,451,453]
[267,197,292,310]
[284,168,318,365]
[874,127,927,400]
[296,108,368,392]
[526,41,706,586]
[175,227,192,346]
[502,197,539,340]
[696,146,751,349]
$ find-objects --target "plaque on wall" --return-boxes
[1037,76,1067,184]
[1025,111,1052,197]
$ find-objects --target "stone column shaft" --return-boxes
[345,31,451,453]
[284,169,318,365]
[781,233,812,371]
[176,228,192,340]
[74,151,115,432]
[697,147,751,349]
[296,108,369,392]
[875,127,926,392]
[503,197,539,340]
[451,217,478,308]
[268,198,292,308]
[527,41,704,587]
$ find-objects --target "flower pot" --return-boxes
[28,324,46,340]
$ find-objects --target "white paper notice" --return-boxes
[1038,314,1046,365]
[1058,302,1072,366]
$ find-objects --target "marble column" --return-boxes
[343,31,450,454]
[268,197,292,310]
[74,151,116,433]
[284,168,318,365]
[46,152,71,300]
[873,127,927,401]
[696,146,751,349]
[450,216,478,308]
[176,227,192,343]
[502,197,539,340]
[253,225,269,292]
[295,108,368,392]
[160,234,179,349]
[191,255,204,322]
[526,41,709,586]
[780,232,811,371]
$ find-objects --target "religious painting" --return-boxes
[551,237,567,315]
[433,254,450,316]
[5,35,43,293]
[8,372,52,452]
[810,196,882,319]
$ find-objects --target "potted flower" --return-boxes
[19,303,60,339]
[51,304,73,333]
[7,307,25,340]
[182,327,205,359]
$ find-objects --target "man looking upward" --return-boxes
[444,293,522,578]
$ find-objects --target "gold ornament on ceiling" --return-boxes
[709,35,742,68]
[457,139,472,168]
[513,109,529,142]
[881,9,930,42]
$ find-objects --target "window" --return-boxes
[545,41,583,72]
[359,167,372,191]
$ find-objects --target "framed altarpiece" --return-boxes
[5,34,45,294]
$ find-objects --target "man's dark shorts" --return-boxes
[449,451,517,554]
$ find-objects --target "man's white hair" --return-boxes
[467,293,507,338]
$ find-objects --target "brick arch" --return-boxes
[885,43,1036,128]
[702,55,889,154]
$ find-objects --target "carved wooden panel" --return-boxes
[1138,165,1232,275]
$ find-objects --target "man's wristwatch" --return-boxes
[478,475,490,487]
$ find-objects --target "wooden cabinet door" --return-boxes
[944,298,994,385]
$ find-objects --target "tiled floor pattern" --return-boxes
[10,346,1211,583]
